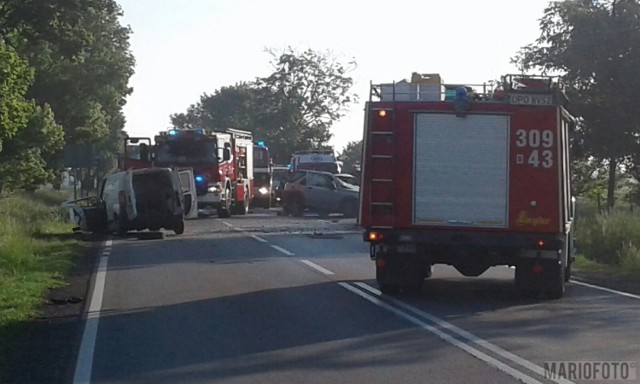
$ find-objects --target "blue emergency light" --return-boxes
[195,175,204,183]
[168,129,179,136]
[257,141,265,147]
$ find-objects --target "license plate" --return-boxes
[508,93,553,106]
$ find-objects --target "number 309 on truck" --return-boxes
[359,74,576,299]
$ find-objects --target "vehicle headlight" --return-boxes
[258,187,269,195]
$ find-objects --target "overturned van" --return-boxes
[65,167,197,235]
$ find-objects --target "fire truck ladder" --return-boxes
[368,109,396,228]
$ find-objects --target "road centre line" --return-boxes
[571,279,640,300]
[222,220,294,254]
[354,282,573,384]
[300,259,335,275]
[271,244,295,256]
[339,282,549,384]
[73,239,111,384]
[251,235,268,243]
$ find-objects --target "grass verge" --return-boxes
[0,190,83,367]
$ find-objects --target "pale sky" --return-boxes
[117,0,551,152]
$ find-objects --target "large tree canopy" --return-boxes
[338,140,363,176]
[0,42,33,152]
[0,42,64,192]
[171,47,358,163]
[513,0,640,209]
[0,0,135,192]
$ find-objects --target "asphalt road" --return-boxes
[71,209,640,384]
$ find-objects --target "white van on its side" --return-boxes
[65,167,197,235]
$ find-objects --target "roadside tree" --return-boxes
[170,47,358,164]
[513,0,640,210]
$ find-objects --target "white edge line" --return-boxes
[338,282,543,384]
[270,244,295,256]
[353,282,574,384]
[300,259,335,275]
[221,221,233,227]
[571,279,640,300]
[73,250,109,384]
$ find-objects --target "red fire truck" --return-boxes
[122,128,254,218]
[360,74,576,299]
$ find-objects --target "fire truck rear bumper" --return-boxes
[364,228,565,264]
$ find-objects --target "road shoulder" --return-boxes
[1,234,104,384]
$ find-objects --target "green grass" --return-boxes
[0,190,82,327]
[576,208,640,269]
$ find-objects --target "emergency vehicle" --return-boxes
[360,73,576,299]
[252,142,272,208]
[122,128,254,218]
[289,150,341,174]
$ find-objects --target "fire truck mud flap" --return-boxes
[375,246,430,294]
[515,258,565,299]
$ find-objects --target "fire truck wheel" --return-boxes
[514,264,541,299]
[217,188,232,218]
[379,284,400,295]
[546,262,565,299]
[564,261,572,282]
[240,192,249,215]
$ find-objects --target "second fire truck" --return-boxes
[123,128,254,218]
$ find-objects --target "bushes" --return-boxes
[577,207,640,272]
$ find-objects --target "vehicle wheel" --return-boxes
[288,195,304,217]
[282,200,291,215]
[564,261,572,282]
[340,199,358,218]
[240,189,249,215]
[546,262,565,299]
[379,284,400,295]
[402,283,423,295]
[514,264,540,299]
[217,188,231,218]
[115,213,127,236]
[173,218,185,235]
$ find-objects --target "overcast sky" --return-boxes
[116,0,551,152]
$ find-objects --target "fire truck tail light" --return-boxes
[536,240,545,247]
[367,231,383,242]
[378,110,387,118]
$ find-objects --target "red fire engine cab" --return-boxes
[122,128,254,218]
[360,73,576,299]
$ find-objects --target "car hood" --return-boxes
[341,185,360,193]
